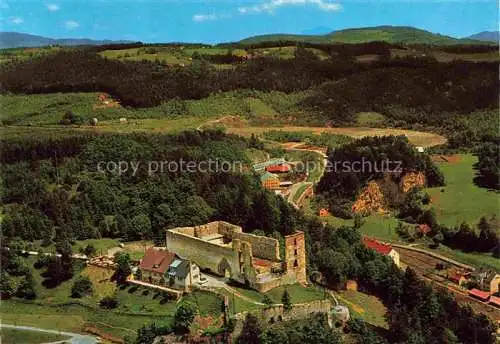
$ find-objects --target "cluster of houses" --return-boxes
[253,158,293,191]
[447,269,500,307]
[252,158,307,196]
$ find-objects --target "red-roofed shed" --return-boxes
[468,288,490,301]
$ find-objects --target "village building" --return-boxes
[138,248,200,291]
[260,172,280,190]
[252,158,286,173]
[471,270,500,294]
[468,288,490,302]
[362,237,400,268]
[266,164,291,173]
[165,221,307,292]
[319,208,329,217]
[489,296,500,308]
[447,270,468,287]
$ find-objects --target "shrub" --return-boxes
[100,295,119,309]
[15,271,36,300]
[174,300,198,333]
[71,276,94,298]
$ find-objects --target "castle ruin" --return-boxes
[165,221,306,292]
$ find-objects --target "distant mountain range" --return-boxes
[239,26,495,45]
[466,31,499,43]
[1,27,497,49]
[0,32,133,49]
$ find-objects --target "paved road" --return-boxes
[1,324,98,344]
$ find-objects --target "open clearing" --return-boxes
[226,125,446,148]
[1,328,70,344]
[425,154,499,227]
[335,290,388,329]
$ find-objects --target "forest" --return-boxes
[0,47,497,129]
[316,135,444,218]
[0,130,296,243]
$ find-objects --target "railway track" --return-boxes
[397,247,500,320]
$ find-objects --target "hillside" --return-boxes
[467,31,499,43]
[0,32,133,49]
[239,25,485,45]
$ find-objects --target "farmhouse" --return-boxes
[165,221,307,292]
[362,237,400,268]
[138,248,200,291]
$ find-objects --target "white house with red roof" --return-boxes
[363,237,400,268]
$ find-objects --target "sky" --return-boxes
[0,0,498,43]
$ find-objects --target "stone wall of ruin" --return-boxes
[165,229,240,280]
[233,232,280,261]
[260,299,333,326]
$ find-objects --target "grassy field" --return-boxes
[356,112,386,126]
[99,46,247,66]
[252,46,329,60]
[0,91,306,135]
[265,284,326,304]
[425,154,499,227]
[1,255,225,340]
[1,328,70,344]
[227,125,446,148]
[335,290,388,329]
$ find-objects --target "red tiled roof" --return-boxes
[418,224,431,235]
[139,248,176,274]
[362,237,393,255]
[448,272,465,283]
[468,288,490,301]
[490,296,500,307]
[253,258,272,267]
[266,164,290,173]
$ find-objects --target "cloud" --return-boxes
[46,4,60,12]
[0,1,9,10]
[8,16,23,24]
[64,20,80,29]
[192,14,217,22]
[238,0,342,14]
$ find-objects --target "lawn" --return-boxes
[425,154,499,227]
[0,300,164,340]
[1,328,70,344]
[335,290,388,329]
[265,284,326,304]
[432,245,500,271]
[183,290,224,316]
[293,184,310,203]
